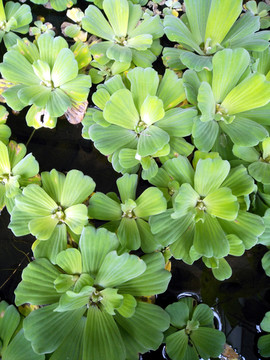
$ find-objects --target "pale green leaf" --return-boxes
[118,217,141,250]
[140,95,164,126]
[134,187,167,218]
[55,248,82,274]
[157,69,186,110]
[82,5,114,40]
[103,0,129,37]
[137,125,169,157]
[192,117,219,152]
[116,173,137,202]
[64,203,88,234]
[88,192,122,220]
[173,183,199,219]
[204,187,239,221]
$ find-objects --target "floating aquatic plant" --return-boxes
[150,155,264,280]
[9,169,95,262]
[88,173,167,252]
[182,48,270,152]
[165,297,225,360]
[0,1,32,49]
[0,140,40,213]
[163,0,270,71]
[84,66,196,179]
[15,226,171,360]
[0,33,92,129]
[29,0,77,12]
[82,0,164,72]
[246,1,270,29]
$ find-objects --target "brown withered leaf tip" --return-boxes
[65,100,88,124]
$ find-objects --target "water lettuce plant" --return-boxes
[29,0,77,12]
[246,1,270,29]
[165,297,225,360]
[258,311,270,357]
[82,0,164,72]
[0,140,39,213]
[163,0,270,71]
[0,105,10,144]
[85,66,196,179]
[150,156,265,280]
[0,33,92,129]
[0,1,32,49]
[8,169,95,262]
[183,48,270,152]
[15,226,171,360]
[0,300,44,360]
[88,173,167,252]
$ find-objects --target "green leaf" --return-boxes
[137,218,160,253]
[88,192,122,220]
[116,294,136,318]
[83,305,126,360]
[218,211,265,250]
[156,108,196,137]
[89,124,137,155]
[221,73,270,115]
[0,303,20,352]
[79,227,119,277]
[0,50,39,86]
[103,0,129,37]
[100,288,123,315]
[0,141,10,174]
[173,183,199,219]
[165,301,190,328]
[164,15,203,54]
[118,252,171,296]
[2,329,45,360]
[118,217,141,250]
[163,156,195,186]
[134,187,167,218]
[180,50,213,72]
[24,304,85,354]
[95,251,146,288]
[37,34,68,69]
[222,165,255,197]
[260,311,270,332]
[137,125,169,157]
[204,0,243,48]
[49,318,85,360]
[33,224,68,264]
[198,82,216,122]
[204,187,239,221]
[82,5,114,40]
[249,161,270,185]
[212,48,250,103]
[212,258,232,281]
[194,158,230,196]
[106,43,132,63]
[117,173,137,202]
[220,116,268,147]
[46,87,71,117]
[13,154,39,179]
[115,302,170,351]
[64,204,88,234]
[60,170,95,208]
[104,89,139,129]
[157,69,186,110]
[192,117,219,152]
[51,48,78,87]
[140,95,164,126]
[194,213,229,258]
[126,34,152,51]
[150,210,193,247]
[28,215,58,240]
[127,67,159,110]
[55,248,82,274]
[18,85,51,108]
[185,0,211,44]
[190,327,225,358]
[227,234,245,256]
[258,334,270,357]
[56,286,93,312]
[15,258,61,306]
[166,330,189,360]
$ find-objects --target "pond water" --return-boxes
[0,1,270,359]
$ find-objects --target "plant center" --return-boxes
[196,199,206,211]
[121,199,137,219]
[51,206,65,222]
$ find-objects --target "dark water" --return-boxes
[1,1,270,359]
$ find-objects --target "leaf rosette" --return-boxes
[29,0,77,12]
[84,66,197,180]
[150,156,265,280]
[82,0,164,71]
[8,169,95,263]
[163,0,270,71]
[165,297,225,360]
[0,33,92,129]
[15,226,171,360]
[0,1,32,49]
[88,173,167,252]
[0,300,44,360]
[182,48,270,152]
[0,140,40,213]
